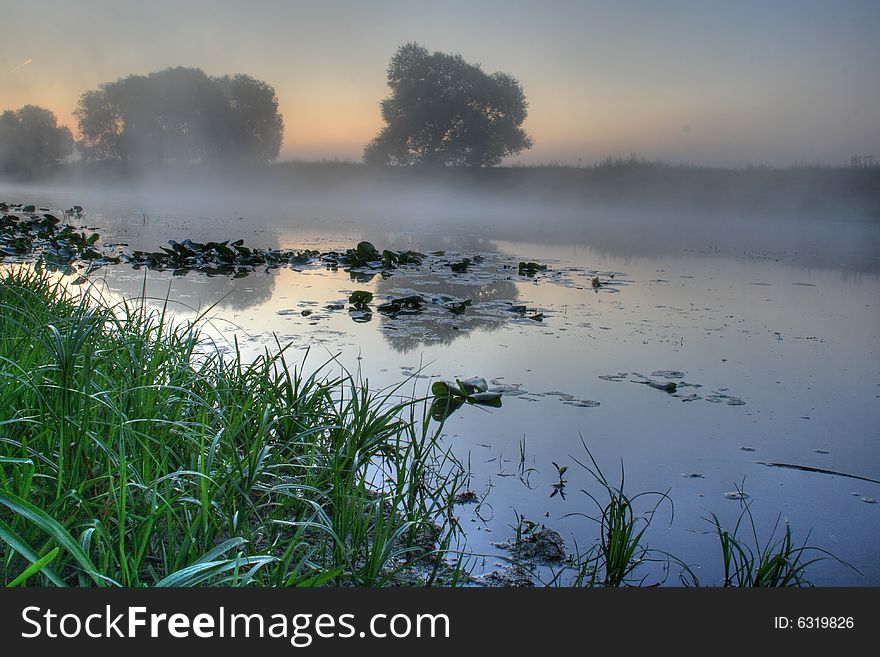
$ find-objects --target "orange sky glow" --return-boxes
[2,1,877,167]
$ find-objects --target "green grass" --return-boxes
[543,443,851,588]
[697,482,856,587]
[553,440,674,587]
[0,266,464,587]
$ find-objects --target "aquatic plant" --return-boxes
[558,442,673,587]
[429,377,503,421]
[348,290,374,310]
[696,483,857,587]
[0,204,117,270]
[518,261,547,277]
[540,445,852,587]
[328,241,423,270]
[377,295,424,315]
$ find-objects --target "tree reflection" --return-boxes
[374,267,520,353]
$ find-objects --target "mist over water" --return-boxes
[5,163,879,272]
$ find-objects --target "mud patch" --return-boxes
[494,526,566,563]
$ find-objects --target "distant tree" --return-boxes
[214,75,284,161]
[364,43,533,167]
[0,105,73,177]
[74,67,283,163]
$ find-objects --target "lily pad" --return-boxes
[430,376,501,417]
[430,396,465,421]
[348,290,374,310]
[468,391,503,407]
[518,261,548,277]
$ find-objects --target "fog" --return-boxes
[4,162,879,276]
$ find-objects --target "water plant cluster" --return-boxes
[430,378,503,422]
[0,204,432,282]
[124,239,427,278]
[0,203,118,271]
[124,239,321,275]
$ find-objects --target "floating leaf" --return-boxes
[518,261,548,276]
[355,241,380,261]
[348,290,374,309]
[431,377,502,416]
[468,392,503,407]
[431,380,467,398]
[430,396,465,422]
[458,377,489,394]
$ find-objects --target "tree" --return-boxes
[214,75,284,162]
[0,106,73,177]
[364,43,533,167]
[74,67,283,163]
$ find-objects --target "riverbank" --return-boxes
[0,267,465,586]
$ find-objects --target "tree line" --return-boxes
[0,43,532,176]
[0,106,74,178]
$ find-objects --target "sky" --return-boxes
[1,0,878,166]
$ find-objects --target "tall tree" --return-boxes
[365,43,533,167]
[215,74,284,161]
[74,67,283,163]
[0,105,73,177]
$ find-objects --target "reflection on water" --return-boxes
[120,265,281,312]
[3,185,879,585]
[374,256,521,353]
[100,242,527,352]
[100,231,529,352]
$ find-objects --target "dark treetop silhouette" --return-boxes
[74,67,283,164]
[0,106,73,178]
[364,43,533,167]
